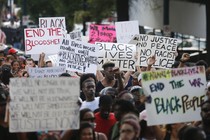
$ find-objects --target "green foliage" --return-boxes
[86,0,115,23]
[16,0,115,31]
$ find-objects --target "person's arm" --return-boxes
[146,55,156,71]
[114,68,124,94]
[178,53,190,68]
[96,70,104,82]
[38,52,46,68]
[136,66,141,73]
[123,71,133,86]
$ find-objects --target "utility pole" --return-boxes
[82,0,87,36]
[206,0,210,65]
[163,0,171,37]
[116,0,129,21]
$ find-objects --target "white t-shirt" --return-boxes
[80,97,99,111]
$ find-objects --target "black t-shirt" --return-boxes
[0,125,18,140]
[96,80,118,93]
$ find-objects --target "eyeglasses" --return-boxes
[120,129,134,134]
[83,117,95,122]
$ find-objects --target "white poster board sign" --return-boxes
[9,78,80,132]
[142,66,206,126]
[48,54,58,66]
[58,38,99,74]
[115,20,139,43]
[24,28,63,54]
[129,34,178,69]
[69,30,82,41]
[28,66,66,78]
[96,42,136,71]
[39,17,66,29]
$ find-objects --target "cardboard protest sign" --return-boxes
[96,42,136,71]
[141,66,206,126]
[69,30,82,41]
[39,17,66,29]
[58,38,99,74]
[24,28,63,54]
[115,20,139,43]
[28,66,66,78]
[89,24,116,44]
[48,54,58,66]
[9,78,80,132]
[129,34,178,69]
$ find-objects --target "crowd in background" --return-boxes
[0,28,210,140]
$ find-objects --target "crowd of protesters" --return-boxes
[0,28,210,140]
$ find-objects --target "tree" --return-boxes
[0,0,7,24]
[16,0,115,31]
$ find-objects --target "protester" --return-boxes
[199,100,210,139]
[99,87,117,100]
[80,79,99,111]
[0,64,13,85]
[110,99,136,140]
[8,48,19,60]
[61,108,107,140]
[5,54,15,65]
[75,122,107,140]
[96,61,124,93]
[94,95,116,137]
[80,73,97,101]
[130,86,145,112]
[117,90,135,105]
[119,119,140,140]
[0,85,30,140]
[25,58,37,69]
[0,29,6,44]
[178,125,206,140]
[11,60,20,77]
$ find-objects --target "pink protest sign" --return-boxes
[89,24,116,44]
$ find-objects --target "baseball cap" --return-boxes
[8,48,18,55]
[130,85,142,93]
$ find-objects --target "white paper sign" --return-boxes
[24,28,63,54]
[48,54,58,66]
[115,20,139,43]
[96,42,136,71]
[58,38,99,74]
[39,17,66,29]
[9,78,80,132]
[142,66,206,126]
[69,30,82,41]
[28,66,66,78]
[129,34,178,69]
